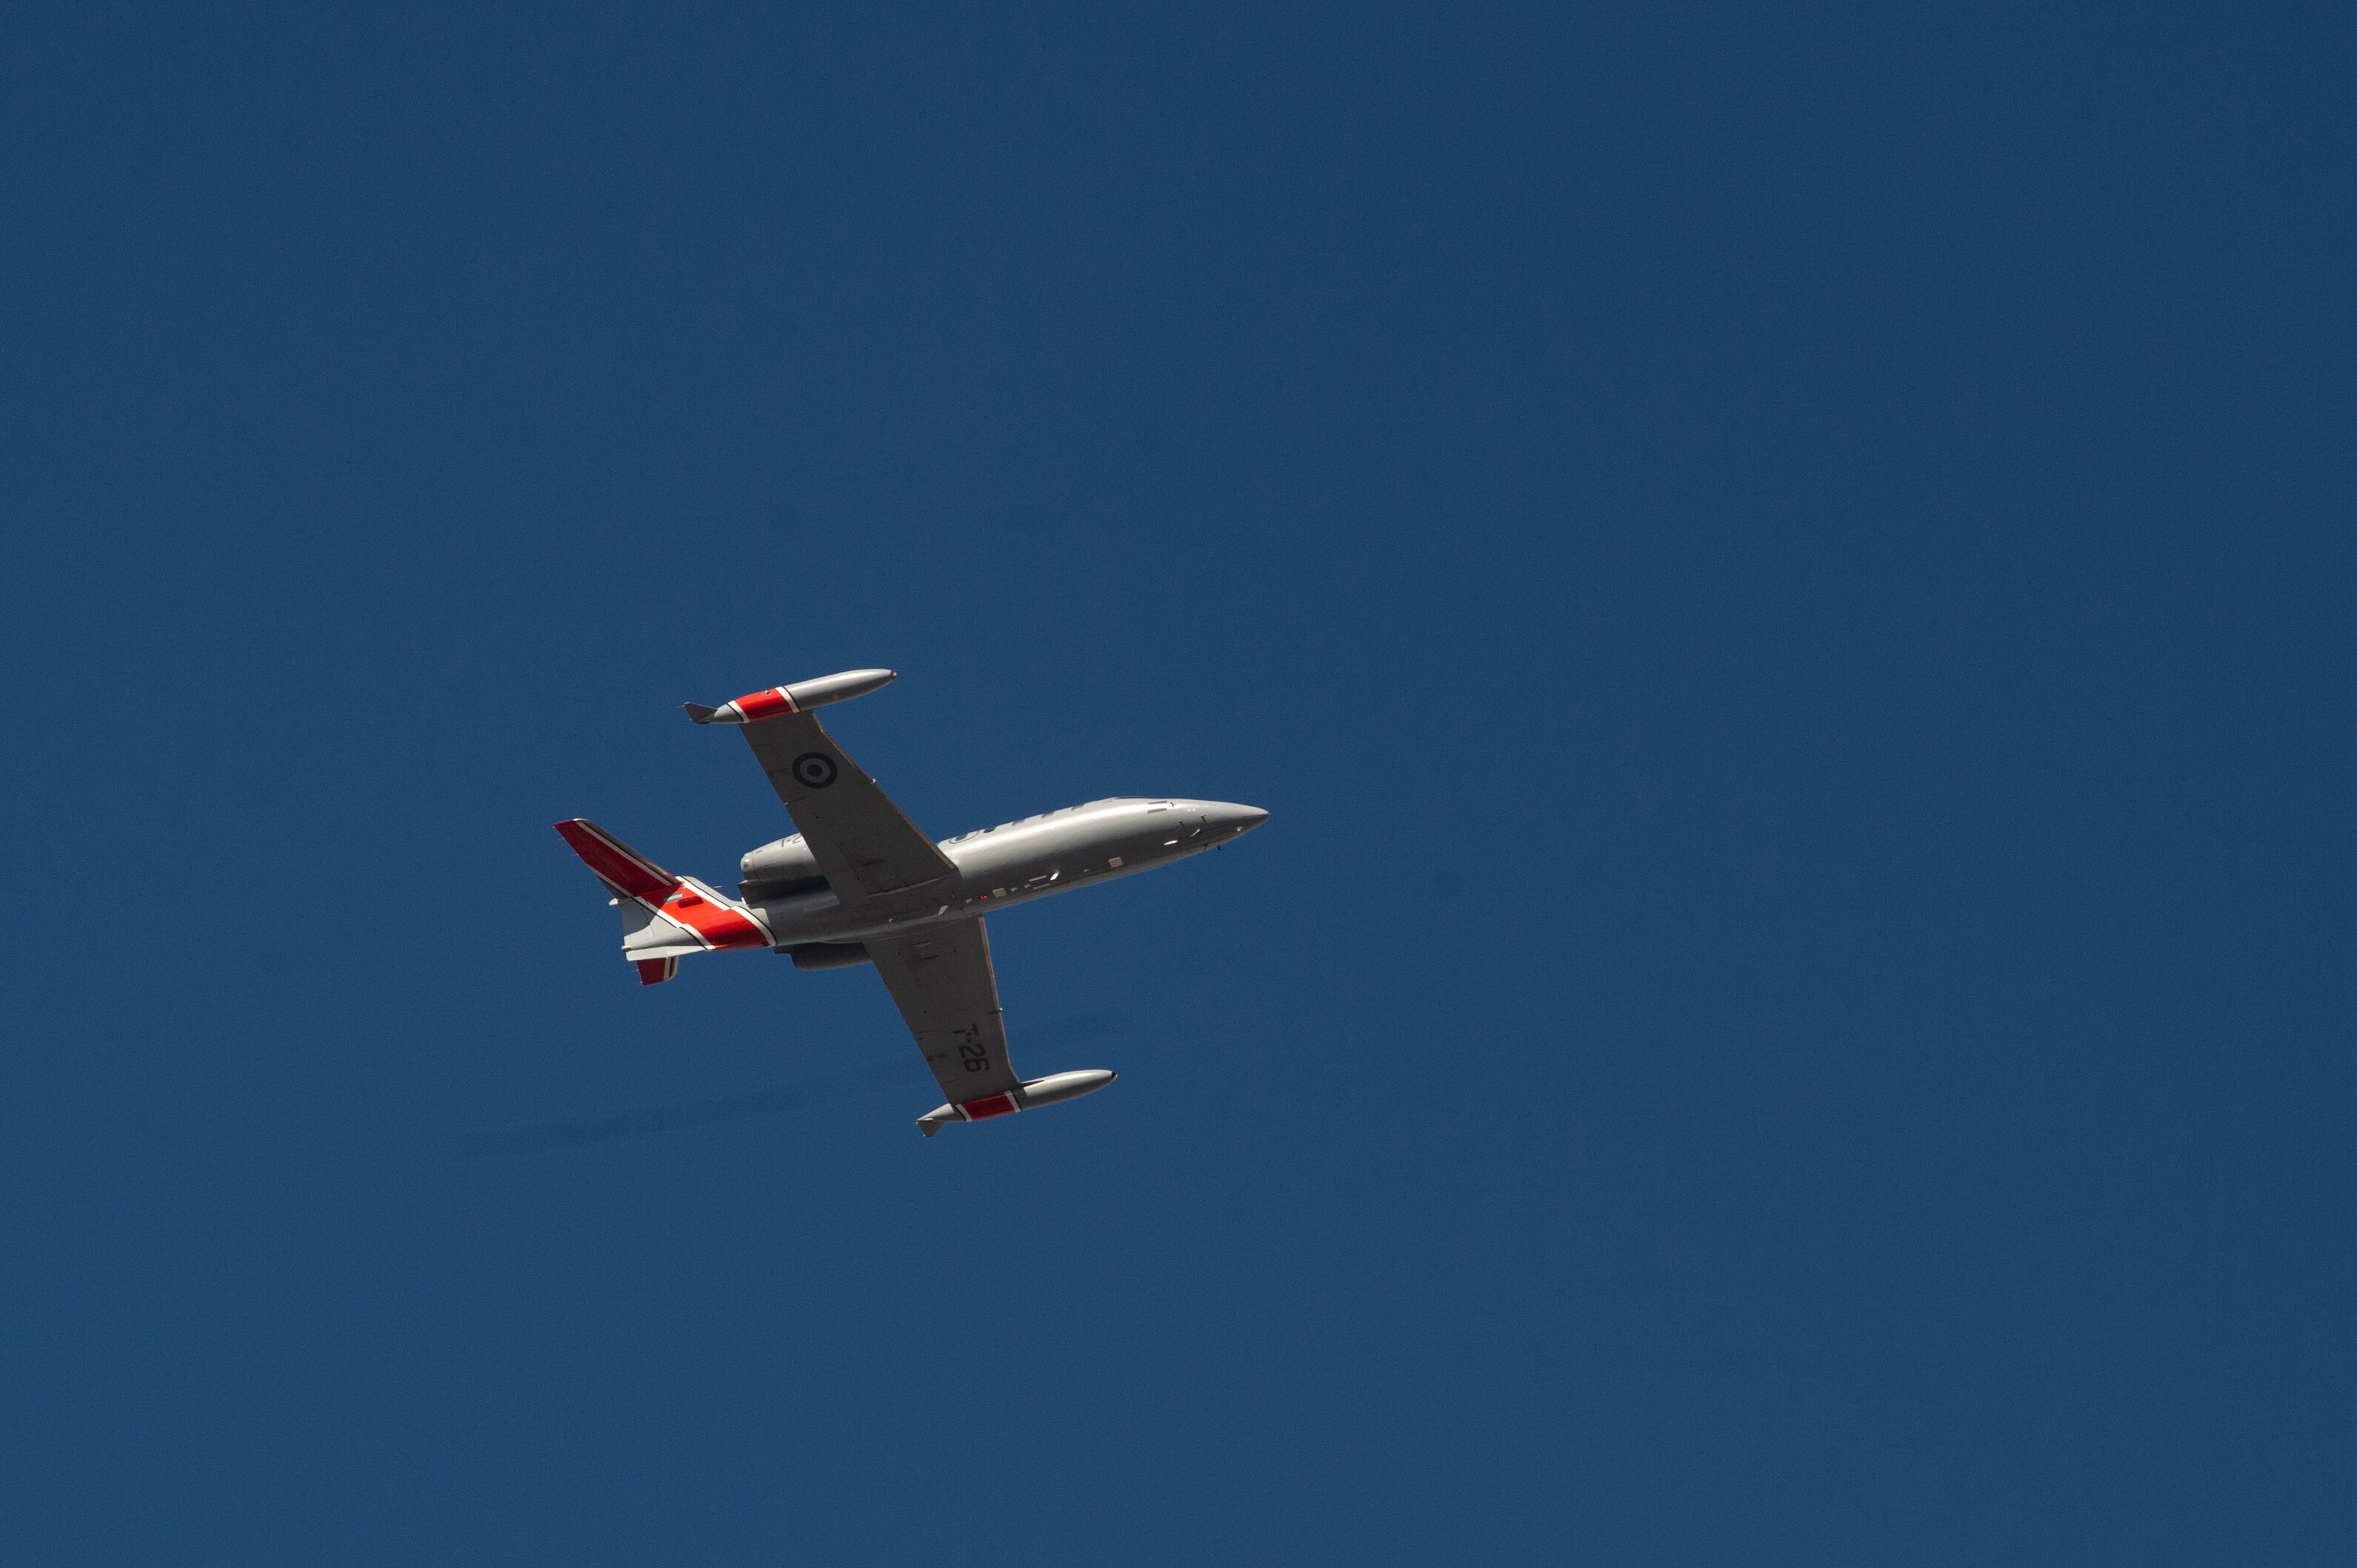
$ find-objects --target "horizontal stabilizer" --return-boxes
[618,899,707,961]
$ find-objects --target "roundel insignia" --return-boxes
[792,752,839,789]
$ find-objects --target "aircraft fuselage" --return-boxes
[749,796,1267,949]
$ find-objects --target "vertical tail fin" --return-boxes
[554,818,679,902]
[553,819,773,981]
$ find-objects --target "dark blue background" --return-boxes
[4,4,2350,1562]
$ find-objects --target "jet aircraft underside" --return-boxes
[556,670,1266,1135]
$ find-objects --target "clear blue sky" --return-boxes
[3,4,2351,1563]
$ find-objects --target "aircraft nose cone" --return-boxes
[1233,805,1270,833]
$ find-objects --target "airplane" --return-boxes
[553,669,1268,1136]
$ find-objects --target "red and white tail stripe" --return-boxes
[554,818,676,903]
[554,819,773,979]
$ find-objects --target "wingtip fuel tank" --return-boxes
[917,1068,1117,1137]
[687,668,897,724]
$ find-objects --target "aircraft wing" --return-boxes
[865,918,1024,1101]
[738,712,956,903]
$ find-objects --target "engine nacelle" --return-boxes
[786,942,870,971]
[740,834,826,900]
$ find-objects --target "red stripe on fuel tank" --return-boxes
[959,1092,1020,1121]
[733,687,796,721]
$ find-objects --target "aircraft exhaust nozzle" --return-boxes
[917,1068,1117,1137]
[687,668,897,725]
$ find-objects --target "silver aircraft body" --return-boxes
[555,670,1267,1135]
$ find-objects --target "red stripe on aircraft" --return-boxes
[656,884,770,950]
[636,958,676,985]
[553,820,675,902]
[959,1092,1020,1121]
[733,687,796,721]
